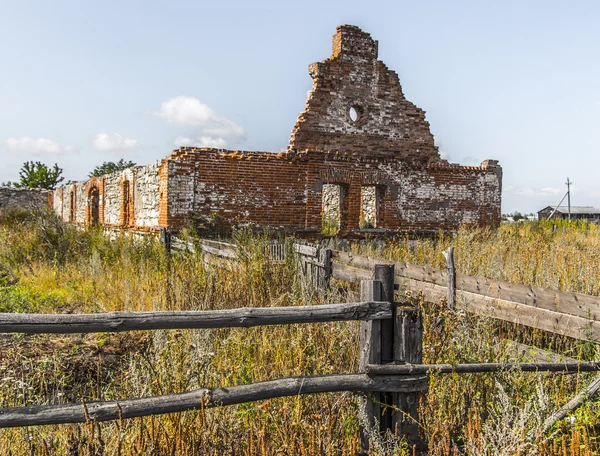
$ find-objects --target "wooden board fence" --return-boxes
[331,250,600,343]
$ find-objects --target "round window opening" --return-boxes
[349,105,364,124]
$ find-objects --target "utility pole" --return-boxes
[566,177,572,220]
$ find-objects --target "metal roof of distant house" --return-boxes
[541,206,600,215]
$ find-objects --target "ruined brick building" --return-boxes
[51,25,502,235]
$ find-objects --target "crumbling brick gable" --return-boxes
[289,25,439,163]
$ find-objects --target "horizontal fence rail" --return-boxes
[365,361,600,375]
[0,302,392,334]
[0,373,427,428]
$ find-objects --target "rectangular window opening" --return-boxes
[360,186,381,229]
[322,184,342,235]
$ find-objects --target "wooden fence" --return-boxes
[2,230,600,450]
[0,268,431,452]
[330,249,600,343]
[168,233,600,344]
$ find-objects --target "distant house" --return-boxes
[537,206,600,221]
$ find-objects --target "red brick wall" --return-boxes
[164,148,501,233]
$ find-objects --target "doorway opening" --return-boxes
[88,187,100,226]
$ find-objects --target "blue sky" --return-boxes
[1,0,598,213]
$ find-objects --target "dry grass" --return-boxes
[0,211,599,455]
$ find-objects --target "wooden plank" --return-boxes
[200,243,238,259]
[375,265,395,364]
[502,341,579,364]
[541,375,600,435]
[0,373,428,428]
[393,306,425,445]
[331,260,371,283]
[442,247,456,308]
[395,276,448,303]
[294,243,318,257]
[322,249,332,291]
[333,251,447,287]
[458,290,600,342]
[373,265,399,438]
[334,250,600,323]
[394,276,600,342]
[455,273,600,322]
[0,302,393,334]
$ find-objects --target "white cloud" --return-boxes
[174,136,228,148]
[153,96,246,148]
[93,133,137,151]
[6,137,65,154]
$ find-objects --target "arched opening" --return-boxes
[89,187,100,226]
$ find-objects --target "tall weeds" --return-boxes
[0,212,598,454]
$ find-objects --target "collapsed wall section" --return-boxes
[0,187,49,212]
[290,25,440,163]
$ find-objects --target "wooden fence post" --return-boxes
[160,227,171,254]
[394,306,424,446]
[321,248,332,292]
[359,279,382,453]
[372,264,426,449]
[442,247,456,309]
[373,265,395,435]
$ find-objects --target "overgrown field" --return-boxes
[0,210,599,455]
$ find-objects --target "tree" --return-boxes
[14,161,64,190]
[89,159,136,177]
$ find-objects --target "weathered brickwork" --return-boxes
[103,172,122,225]
[290,25,438,163]
[0,187,49,212]
[52,25,502,235]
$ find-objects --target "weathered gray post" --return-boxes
[359,264,426,453]
[321,248,333,292]
[394,306,424,444]
[159,227,171,253]
[359,279,382,452]
[443,247,456,309]
[374,264,396,433]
